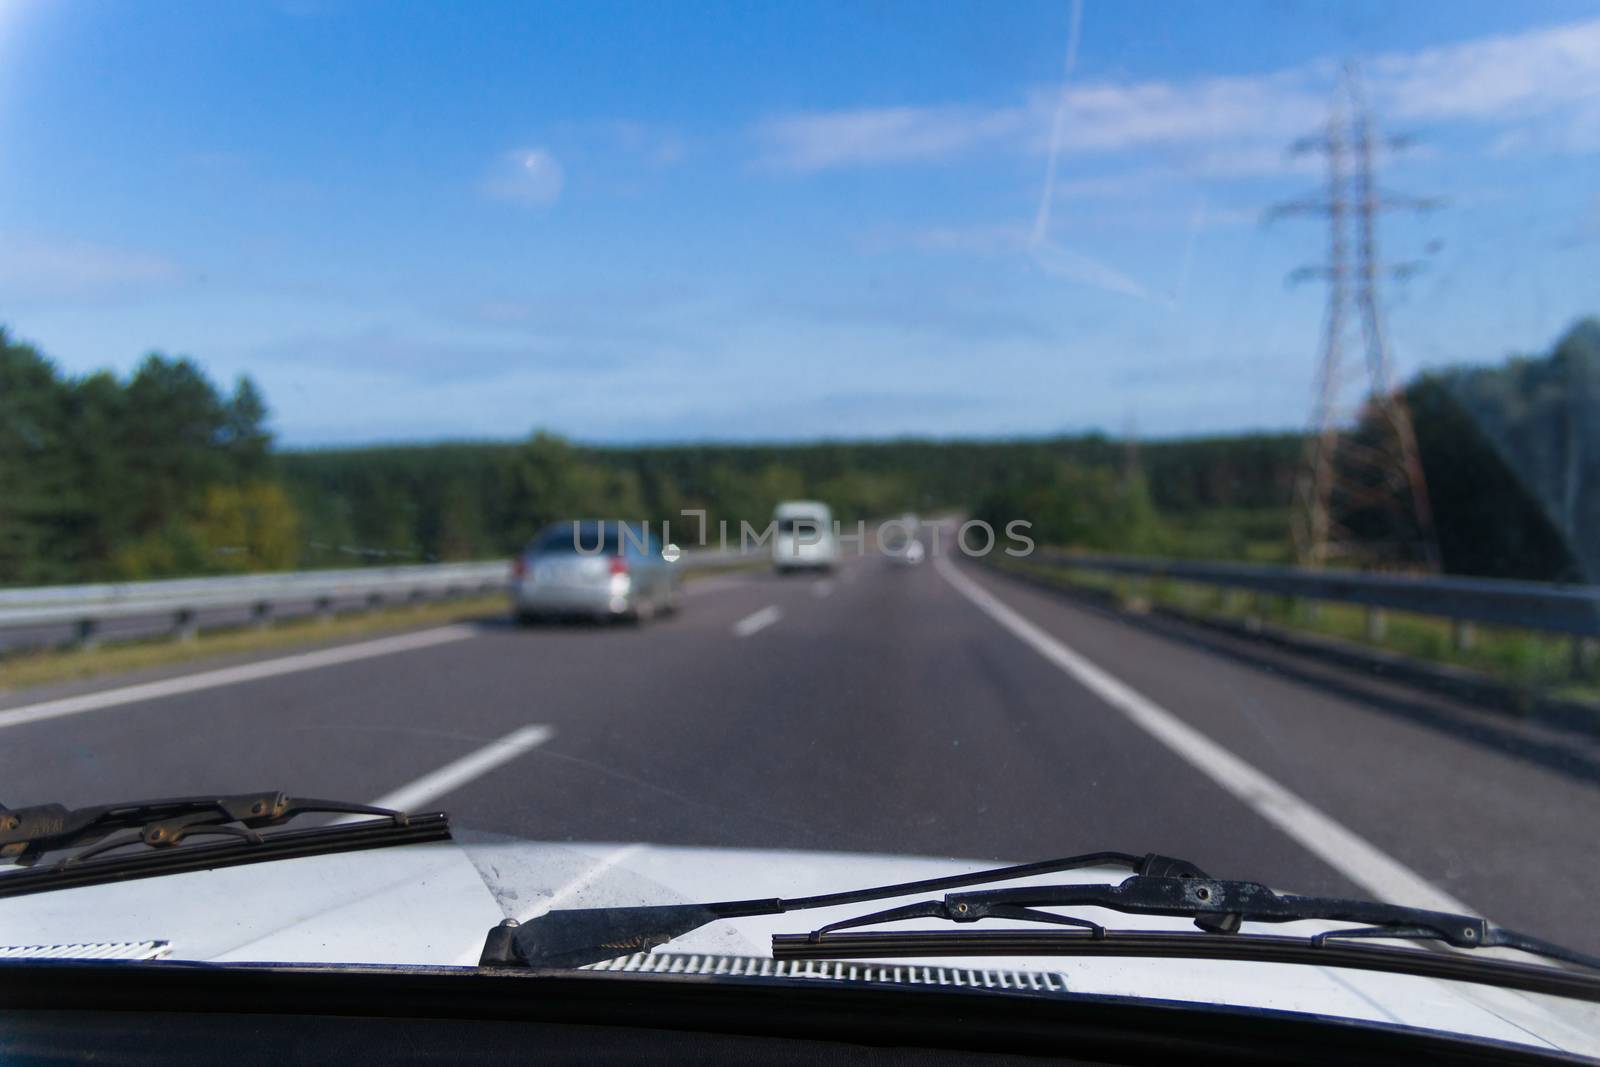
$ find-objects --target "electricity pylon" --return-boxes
[1273,68,1440,571]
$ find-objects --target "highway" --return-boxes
[3,548,1599,956]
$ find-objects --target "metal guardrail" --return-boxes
[0,546,756,651]
[1033,551,1600,639]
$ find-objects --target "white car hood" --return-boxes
[1,835,1596,1058]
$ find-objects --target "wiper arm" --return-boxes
[772,930,1600,1005]
[479,851,1206,968]
[0,792,404,866]
[482,844,1600,1003]
[0,792,449,898]
[784,873,1600,973]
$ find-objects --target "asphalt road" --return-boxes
[3,546,1598,955]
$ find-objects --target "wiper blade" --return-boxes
[479,851,1204,968]
[1,792,405,866]
[0,792,450,898]
[782,873,1600,974]
[771,930,1600,1006]
[484,845,1600,1003]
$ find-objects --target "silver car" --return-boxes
[510,521,680,623]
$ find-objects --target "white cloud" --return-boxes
[863,222,1162,303]
[480,147,565,207]
[1039,71,1323,156]
[755,72,1321,174]
[1369,17,1600,123]
[1487,103,1600,158]
[0,236,180,303]
[753,16,1600,174]
[1052,172,1161,200]
[605,120,687,167]
[1028,240,1153,301]
[877,223,1030,255]
[756,105,1026,172]
[1371,16,1600,159]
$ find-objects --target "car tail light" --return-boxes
[512,556,527,579]
[609,556,629,575]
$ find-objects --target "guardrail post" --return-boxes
[1245,592,1264,632]
[174,609,198,643]
[1126,576,1150,614]
[1364,607,1387,642]
[366,592,384,613]
[251,601,272,630]
[74,618,99,651]
[1571,637,1596,679]
[1450,619,1474,653]
[315,596,334,624]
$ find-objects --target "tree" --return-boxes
[65,371,134,577]
[497,432,645,548]
[119,354,233,538]
[0,332,77,583]
[184,483,302,573]
[222,376,273,479]
[975,462,1165,554]
[0,334,296,583]
[1400,320,1598,581]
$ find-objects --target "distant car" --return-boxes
[880,513,924,564]
[511,520,679,623]
[772,500,836,573]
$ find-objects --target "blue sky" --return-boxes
[1,0,1597,445]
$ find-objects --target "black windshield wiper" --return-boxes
[782,873,1600,967]
[773,929,1600,1005]
[480,849,1600,1005]
[478,851,1203,968]
[0,792,450,898]
[765,872,1600,1003]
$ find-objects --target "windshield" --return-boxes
[533,526,624,556]
[1,0,1598,1049]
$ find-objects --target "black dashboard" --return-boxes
[0,960,1579,1065]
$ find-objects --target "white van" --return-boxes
[771,500,837,572]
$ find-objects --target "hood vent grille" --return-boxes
[584,952,1067,992]
[0,940,170,961]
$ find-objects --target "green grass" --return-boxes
[992,555,1600,706]
[1157,506,1294,564]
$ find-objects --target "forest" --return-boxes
[1,318,1594,587]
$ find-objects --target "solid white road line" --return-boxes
[0,625,478,732]
[934,555,1474,914]
[368,724,554,812]
[732,605,783,638]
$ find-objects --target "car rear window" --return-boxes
[535,527,621,555]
